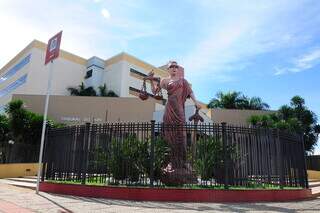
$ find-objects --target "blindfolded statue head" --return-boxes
[167,61,184,78]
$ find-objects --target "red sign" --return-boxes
[45,31,62,65]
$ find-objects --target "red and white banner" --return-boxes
[45,31,62,65]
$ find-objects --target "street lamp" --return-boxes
[7,140,15,163]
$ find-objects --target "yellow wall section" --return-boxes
[0,40,87,76]
[32,40,87,65]
[0,163,39,178]
[308,170,320,180]
[106,52,169,78]
[1,40,166,78]
[0,41,34,75]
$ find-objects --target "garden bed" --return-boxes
[40,181,311,202]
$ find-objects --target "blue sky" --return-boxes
[0,0,319,152]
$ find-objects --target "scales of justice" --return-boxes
[139,61,204,185]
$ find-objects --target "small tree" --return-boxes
[248,96,319,152]
[0,114,10,163]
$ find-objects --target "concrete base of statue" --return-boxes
[161,163,197,186]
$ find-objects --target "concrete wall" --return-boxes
[0,163,38,178]
[211,109,275,125]
[104,61,125,97]
[12,94,157,124]
[26,47,86,96]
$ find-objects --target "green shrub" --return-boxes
[195,136,223,180]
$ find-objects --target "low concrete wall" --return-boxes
[0,163,38,178]
[211,109,276,125]
[308,170,320,180]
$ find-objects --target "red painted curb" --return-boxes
[40,182,312,203]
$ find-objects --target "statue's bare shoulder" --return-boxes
[160,78,170,89]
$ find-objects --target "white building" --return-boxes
[0,40,210,123]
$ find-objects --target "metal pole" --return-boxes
[36,60,54,194]
[222,122,229,189]
[300,134,309,188]
[150,120,155,187]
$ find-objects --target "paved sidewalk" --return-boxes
[0,183,320,213]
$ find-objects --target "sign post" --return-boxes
[36,31,62,194]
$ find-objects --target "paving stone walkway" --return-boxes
[1,182,320,212]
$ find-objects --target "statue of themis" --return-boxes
[141,61,202,185]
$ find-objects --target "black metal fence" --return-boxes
[0,143,39,163]
[306,155,320,171]
[42,121,308,188]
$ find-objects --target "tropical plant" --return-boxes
[195,136,237,183]
[248,96,320,152]
[107,135,146,182]
[68,82,118,97]
[98,84,107,97]
[105,134,169,183]
[195,136,223,180]
[67,82,97,96]
[141,137,170,181]
[246,97,270,110]
[207,91,269,110]
[0,99,64,162]
[0,114,10,163]
[98,83,118,97]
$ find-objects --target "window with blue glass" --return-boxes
[0,74,28,98]
[0,54,31,84]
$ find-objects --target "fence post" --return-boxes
[150,120,155,187]
[276,129,285,189]
[41,124,50,182]
[222,122,229,189]
[81,122,91,185]
[300,134,309,188]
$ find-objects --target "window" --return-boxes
[130,68,147,78]
[0,74,28,98]
[0,54,31,84]
[85,69,92,79]
[130,68,160,82]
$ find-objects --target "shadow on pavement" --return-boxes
[38,194,74,213]
[43,192,320,212]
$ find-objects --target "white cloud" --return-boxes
[101,8,111,19]
[182,22,250,81]
[181,0,318,82]
[274,48,320,75]
[0,0,160,69]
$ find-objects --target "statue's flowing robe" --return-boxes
[163,78,192,168]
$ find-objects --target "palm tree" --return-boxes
[68,83,118,97]
[98,83,118,97]
[106,91,118,97]
[207,91,245,109]
[67,82,85,96]
[98,84,107,97]
[290,96,305,109]
[247,97,269,110]
[208,91,269,110]
[67,82,96,96]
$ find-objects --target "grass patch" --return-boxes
[45,179,302,190]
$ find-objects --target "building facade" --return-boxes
[0,40,173,112]
[1,39,273,126]
[1,40,208,123]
